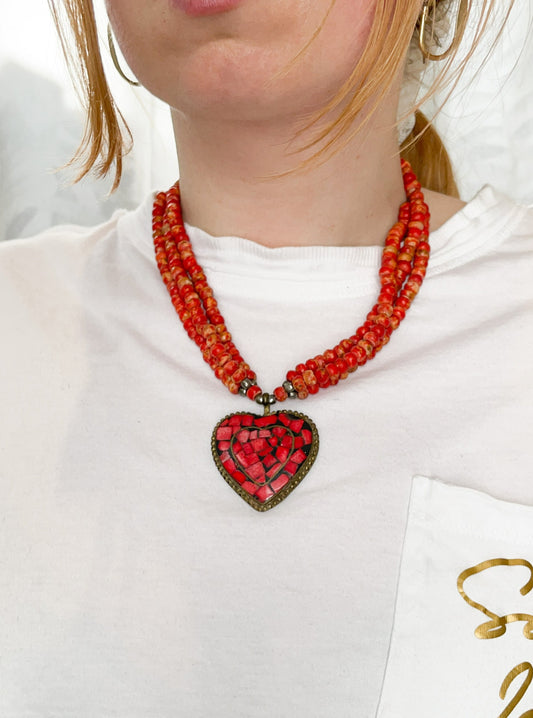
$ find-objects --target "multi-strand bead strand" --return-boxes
[153,187,261,400]
[273,159,430,402]
[152,158,430,408]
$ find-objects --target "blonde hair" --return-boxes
[47,0,513,196]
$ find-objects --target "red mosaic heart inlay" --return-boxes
[211,410,319,511]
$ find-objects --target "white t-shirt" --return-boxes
[1,186,533,717]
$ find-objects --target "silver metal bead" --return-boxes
[239,377,254,396]
[255,392,276,406]
[283,380,297,399]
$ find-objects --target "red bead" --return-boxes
[335,359,348,378]
[374,315,391,329]
[217,352,232,367]
[355,346,368,365]
[403,287,418,301]
[397,260,412,275]
[392,306,406,321]
[325,363,340,385]
[246,385,262,401]
[376,302,393,316]
[274,386,288,402]
[411,272,426,283]
[344,352,358,371]
[315,367,331,388]
[232,366,247,384]
[358,340,375,358]
[339,339,353,353]
[363,331,379,346]
[226,379,239,394]
[396,296,411,310]
[211,343,225,358]
[224,360,239,377]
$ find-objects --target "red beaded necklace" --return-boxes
[152,159,430,511]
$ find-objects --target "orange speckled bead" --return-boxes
[292,375,309,400]
[303,370,319,394]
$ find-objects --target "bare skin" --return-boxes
[106,0,466,248]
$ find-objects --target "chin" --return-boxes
[149,43,347,127]
[148,47,291,121]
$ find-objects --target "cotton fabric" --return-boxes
[1,186,532,716]
[377,476,533,717]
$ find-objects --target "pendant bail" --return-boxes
[256,392,276,414]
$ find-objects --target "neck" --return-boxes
[171,106,407,249]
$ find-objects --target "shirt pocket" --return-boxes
[376,475,533,718]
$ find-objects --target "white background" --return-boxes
[0,0,532,241]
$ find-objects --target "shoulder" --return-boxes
[425,186,533,240]
[0,208,127,265]
[464,186,533,256]
[0,217,124,345]
[426,186,533,277]
[0,192,157,340]
[0,205,138,307]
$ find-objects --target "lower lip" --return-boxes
[170,0,242,16]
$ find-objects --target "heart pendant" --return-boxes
[211,410,319,511]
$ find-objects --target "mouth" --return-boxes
[169,0,243,17]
